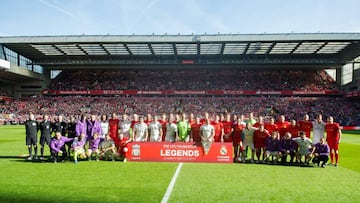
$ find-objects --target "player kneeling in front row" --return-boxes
[100,134,116,161]
[279,132,297,164]
[71,133,87,164]
[293,131,313,165]
[312,137,330,168]
[50,132,74,163]
[264,131,281,163]
[87,132,101,161]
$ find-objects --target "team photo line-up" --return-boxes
[24,111,341,167]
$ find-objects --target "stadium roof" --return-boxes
[1,33,360,69]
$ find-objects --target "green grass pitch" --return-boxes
[0,125,359,202]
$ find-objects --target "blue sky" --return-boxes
[0,0,359,36]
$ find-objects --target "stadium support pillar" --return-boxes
[0,45,5,60]
[336,67,342,87]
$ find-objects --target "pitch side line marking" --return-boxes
[161,162,183,203]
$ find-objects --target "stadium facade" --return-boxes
[0,33,360,98]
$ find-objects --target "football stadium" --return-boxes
[0,32,360,202]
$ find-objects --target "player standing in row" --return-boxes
[165,116,177,142]
[25,113,38,160]
[191,116,202,143]
[38,114,51,159]
[66,116,77,157]
[132,116,148,142]
[242,122,256,163]
[212,115,224,142]
[254,124,270,162]
[177,113,190,142]
[312,114,326,144]
[325,116,342,166]
[222,113,234,143]
[149,115,163,142]
[99,114,109,141]
[276,115,290,139]
[86,114,102,140]
[298,114,312,138]
[76,114,87,138]
[232,117,244,162]
[52,115,67,137]
[108,113,120,144]
[200,118,215,155]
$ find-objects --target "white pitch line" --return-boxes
[161,162,183,203]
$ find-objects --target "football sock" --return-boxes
[34,146,38,156]
[28,147,32,157]
[330,152,334,163]
[335,153,339,164]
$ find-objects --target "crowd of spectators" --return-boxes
[49,69,338,91]
[1,96,358,126]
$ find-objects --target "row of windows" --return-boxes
[3,46,43,74]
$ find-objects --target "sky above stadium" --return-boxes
[0,0,359,36]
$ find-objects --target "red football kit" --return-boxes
[254,129,270,148]
[211,121,224,142]
[298,120,312,138]
[325,123,341,150]
[222,121,234,142]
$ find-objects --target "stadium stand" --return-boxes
[1,96,359,126]
[49,69,338,91]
